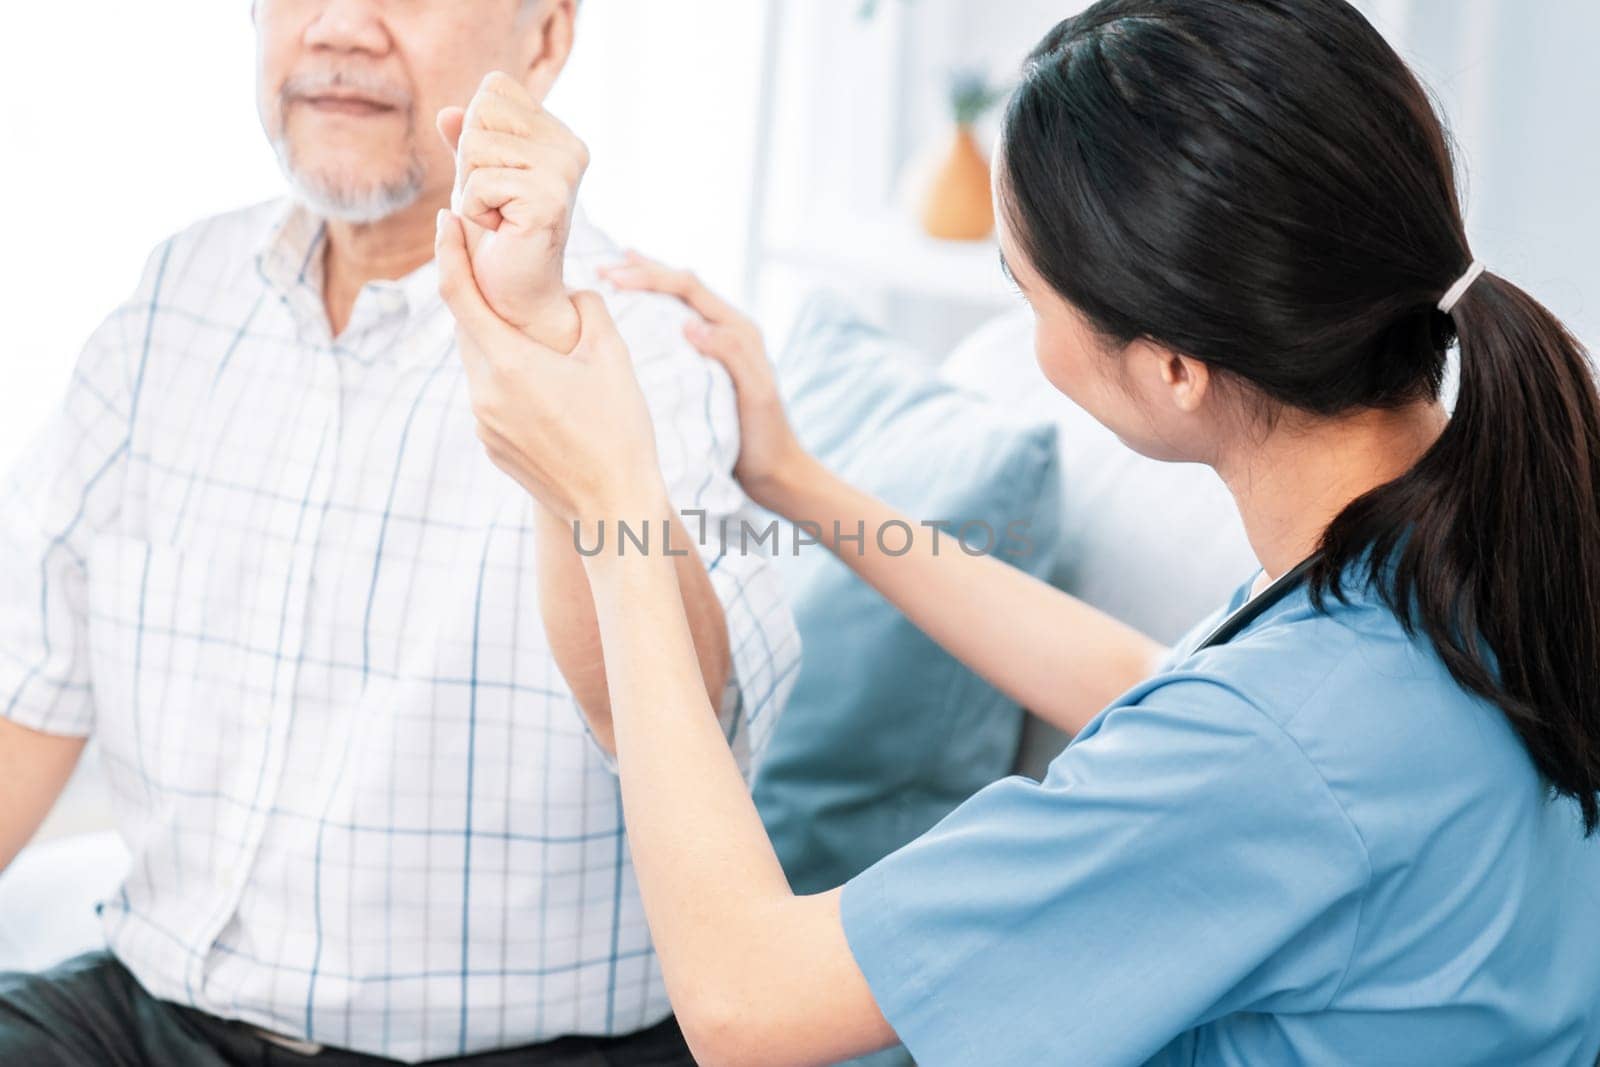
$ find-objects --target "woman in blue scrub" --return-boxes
[434,0,1600,1063]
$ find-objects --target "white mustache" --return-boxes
[281,70,413,112]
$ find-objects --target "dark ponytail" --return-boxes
[1001,0,1600,829]
[1323,273,1600,831]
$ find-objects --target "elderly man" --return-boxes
[0,1,797,1063]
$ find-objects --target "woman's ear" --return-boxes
[1128,338,1211,415]
[520,0,578,103]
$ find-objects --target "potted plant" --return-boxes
[917,69,1010,241]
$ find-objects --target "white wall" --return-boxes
[548,0,767,298]
[757,0,1599,353]
[1362,0,1600,349]
[0,2,768,473]
[0,5,282,466]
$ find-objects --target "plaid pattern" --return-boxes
[0,200,799,1062]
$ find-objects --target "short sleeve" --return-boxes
[0,245,168,736]
[612,289,800,778]
[839,676,1371,1066]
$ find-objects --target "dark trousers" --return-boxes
[0,953,696,1066]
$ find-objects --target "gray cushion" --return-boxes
[753,294,1064,898]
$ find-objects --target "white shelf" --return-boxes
[762,212,1021,308]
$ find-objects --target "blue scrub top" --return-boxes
[840,570,1600,1066]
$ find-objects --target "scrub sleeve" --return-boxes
[839,675,1372,1066]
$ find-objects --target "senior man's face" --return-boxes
[255,0,548,223]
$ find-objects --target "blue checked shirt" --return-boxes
[0,200,799,1061]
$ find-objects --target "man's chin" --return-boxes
[270,124,427,222]
[280,167,426,225]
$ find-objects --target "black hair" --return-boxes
[1000,0,1600,830]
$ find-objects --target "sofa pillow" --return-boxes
[752,293,1063,897]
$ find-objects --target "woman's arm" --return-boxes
[435,226,896,1065]
[588,531,899,1066]
[768,452,1164,735]
[602,257,1167,735]
[534,505,730,754]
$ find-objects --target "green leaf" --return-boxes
[949,68,1011,125]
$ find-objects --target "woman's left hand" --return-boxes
[435,208,668,525]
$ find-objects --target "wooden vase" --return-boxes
[918,124,995,242]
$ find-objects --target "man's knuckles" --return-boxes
[457,131,587,183]
[463,92,585,156]
[463,90,534,139]
[477,70,528,101]
[464,178,574,233]
[456,129,530,171]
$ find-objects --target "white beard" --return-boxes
[271,136,427,225]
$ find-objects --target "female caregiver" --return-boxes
[437,0,1600,1063]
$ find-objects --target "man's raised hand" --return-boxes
[436,71,588,351]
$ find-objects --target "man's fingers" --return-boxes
[459,168,571,235]
[476,70,531,104]
[450,72,587,236]
[456,128,539,173]
[463,79,587,163]
[436,106,466,153]
[457,167,518,232]
[443,78,545,170]
[466,79,554,139]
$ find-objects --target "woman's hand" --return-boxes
[598,253,809,512]
[436,209,669,527]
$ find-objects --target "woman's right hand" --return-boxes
[598,252,809,511]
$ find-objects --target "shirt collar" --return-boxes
[254,200,447,354]
[255,200,330,341]
[252,199,609,361]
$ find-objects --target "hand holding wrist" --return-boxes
[511,293,583,355]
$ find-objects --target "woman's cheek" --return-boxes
[1034,320,1093,404]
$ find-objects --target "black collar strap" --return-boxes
[1193,553,1322,652]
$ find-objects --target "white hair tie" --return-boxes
[1438,260,1486,315]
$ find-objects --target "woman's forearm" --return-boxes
[584,524,895,1066]
[535,505,730,753]
[767,453,1167,736]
